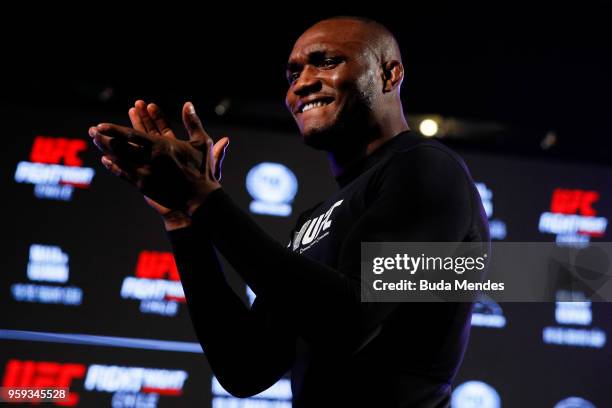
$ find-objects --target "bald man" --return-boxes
[89,16,489,408]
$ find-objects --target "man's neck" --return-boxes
[327,120,409,178]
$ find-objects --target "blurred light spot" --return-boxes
[215,98,231,116]
[419,118,438,137]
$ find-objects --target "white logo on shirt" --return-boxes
[291,200,344,252]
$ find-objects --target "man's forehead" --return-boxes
[289,39,363,59]
[289,20,371,60]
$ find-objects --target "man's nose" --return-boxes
[293,65,322,96]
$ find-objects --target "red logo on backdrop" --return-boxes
[30,137,87,167]
[120,251,185,316]
[550,189,599,217]
[2,359,188,406]
[2,359,85,406]
[14,135,96,201]
[539,188,608,245]
[135,251,181,282]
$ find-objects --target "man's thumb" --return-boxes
[213,137,230,180]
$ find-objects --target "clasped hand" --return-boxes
[88,100,229,217]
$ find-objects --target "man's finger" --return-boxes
[109,138,151,164]
[101,155,137,184]
[90,127,128,155]
[147,103,176,139]
[130,101,176,139]
[129,107,146,133]
[90,126,151,164]
[95,123,154,147]
[135,100,160,136]
[182,102,212,147]
[89,127,112,153]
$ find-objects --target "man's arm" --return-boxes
[97,101,293,397]
[190,146,475,353]
[169,225,295,397]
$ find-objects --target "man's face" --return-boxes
[285,21,379,149]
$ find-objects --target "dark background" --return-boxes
[1,4,611,407]
[3,3,611,162]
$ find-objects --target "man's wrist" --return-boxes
[186,182,222,217]
[162,210,192,231]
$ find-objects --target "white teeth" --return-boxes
[301,100,329,113]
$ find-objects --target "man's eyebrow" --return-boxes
[286,47,339,72]
[286,61,301,73]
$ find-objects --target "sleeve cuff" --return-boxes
[166,225,195,245]
[191,187,232,229]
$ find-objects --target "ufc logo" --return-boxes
[30,136,87,166]
[135,251,180,281]
[2,359,85,406]
[550,188,599,216]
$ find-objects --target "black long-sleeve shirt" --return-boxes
[168,131,489,407]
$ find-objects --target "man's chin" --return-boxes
[300,124,345,151]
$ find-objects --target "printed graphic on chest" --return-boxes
[292,200,344,253]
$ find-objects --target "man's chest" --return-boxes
[289,180,372,266]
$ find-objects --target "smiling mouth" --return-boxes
[299,98,334,113]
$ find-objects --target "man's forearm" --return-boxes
[188,189,379,351]
[167,226,294,396]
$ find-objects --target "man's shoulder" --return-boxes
[395,138,467,167]
[381,138,472,183]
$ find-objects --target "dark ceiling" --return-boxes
[3,5,611,163]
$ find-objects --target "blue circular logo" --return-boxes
[246,162,298,204]
[555,397,596,408]
[451,381,501,408]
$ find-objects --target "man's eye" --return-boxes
[320,58,339,68]
[288,72,300,83]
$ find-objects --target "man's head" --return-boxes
[285,16,405,150]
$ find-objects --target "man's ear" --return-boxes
[382,60,403,92]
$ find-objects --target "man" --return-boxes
[89,16,489,408]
